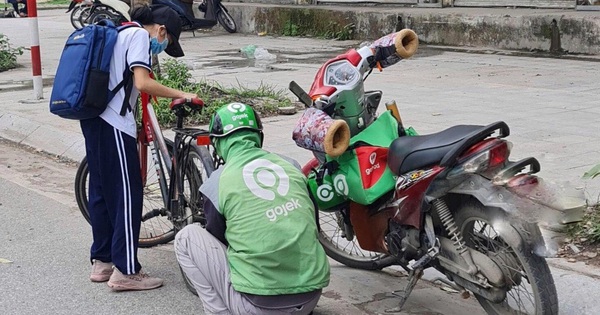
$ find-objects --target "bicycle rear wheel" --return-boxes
[178,144,214,228]
[75,138,176,247]
[178,144,214,296]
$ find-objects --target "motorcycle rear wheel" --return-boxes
[216,7,236,33]
[317,210,396,270]
[454,201,558,315]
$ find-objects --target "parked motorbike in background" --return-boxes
[67,0,129,29]
[290,29,584,314]
[196,0,236,33]
[67,0,236,34]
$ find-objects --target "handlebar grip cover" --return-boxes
[394,29,419,59]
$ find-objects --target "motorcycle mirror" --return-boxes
[289,81,312,108]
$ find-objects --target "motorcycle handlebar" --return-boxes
[369,29,419,69]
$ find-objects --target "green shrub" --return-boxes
[567,165,600,244]
[568,205,600,244]
[0,34,23,72]
[153,59,292,127]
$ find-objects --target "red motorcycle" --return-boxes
[290,30,583,314]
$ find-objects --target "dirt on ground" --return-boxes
[0,138,79,208]
[558,238,600,268]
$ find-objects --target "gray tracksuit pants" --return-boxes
[174,225,320,315]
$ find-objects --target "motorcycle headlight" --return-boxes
[324,61,360,87]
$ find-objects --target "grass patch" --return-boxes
[42,0,71,5]
[153,59,293,127]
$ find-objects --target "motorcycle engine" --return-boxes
[385,221,422,264]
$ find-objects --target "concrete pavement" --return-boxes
[1,8,599,201]
[1,8,600,314]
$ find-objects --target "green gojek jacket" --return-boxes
[199,130,330,295]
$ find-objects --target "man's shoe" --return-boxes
[107,268,164,291]
[90,260,114,282]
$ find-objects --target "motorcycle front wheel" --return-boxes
[454,201,558,315]
[216,6,236,33]
[317,209,396,270]
[70,5,91,29]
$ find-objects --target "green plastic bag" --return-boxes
[327,111,400,205]
[307,111,418,207]
[307,170,348,211]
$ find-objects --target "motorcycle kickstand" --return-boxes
[385,268,424,313]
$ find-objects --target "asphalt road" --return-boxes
[0,140,489,314]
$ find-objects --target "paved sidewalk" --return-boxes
[2,8,599,202]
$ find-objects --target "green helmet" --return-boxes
[209,103,263,138]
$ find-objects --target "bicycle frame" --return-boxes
[137,92,172,211]
[136,91,215,229]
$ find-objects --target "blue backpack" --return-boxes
[49,20,137,120]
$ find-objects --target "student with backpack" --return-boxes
[79,5,197,291]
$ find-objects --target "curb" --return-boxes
[0,77,55,93]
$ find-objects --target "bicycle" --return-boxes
[74,93,217,248]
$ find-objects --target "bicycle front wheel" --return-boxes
[75,138,176,248]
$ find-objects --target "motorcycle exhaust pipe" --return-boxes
[394,29,419,59]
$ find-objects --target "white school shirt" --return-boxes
[100,23,152,138]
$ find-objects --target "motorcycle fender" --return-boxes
[448,174,585,257]
[99,0,131,20]
[349,202,391,254]
[449,174,584,229]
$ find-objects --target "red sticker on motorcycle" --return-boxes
[356,146,388,189]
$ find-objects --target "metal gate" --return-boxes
[452,0,575,8]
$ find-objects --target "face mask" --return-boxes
[150,32,169,55]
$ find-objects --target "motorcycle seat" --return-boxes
[387,124,488,176]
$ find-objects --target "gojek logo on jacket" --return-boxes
[242,159,301,222]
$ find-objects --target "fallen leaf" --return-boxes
[0,258,13,264]
[258,32,267,36]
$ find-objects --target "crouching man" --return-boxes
[175,103,330,315]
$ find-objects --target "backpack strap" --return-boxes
[110,23,141,116]
[119,61,134,116]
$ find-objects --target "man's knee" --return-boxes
[175,224,205,254]
[176,224,205,242]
